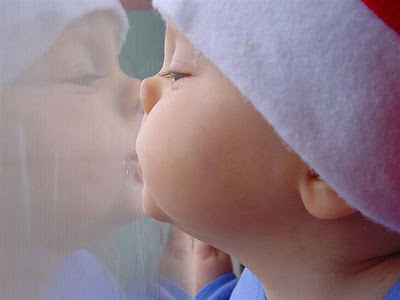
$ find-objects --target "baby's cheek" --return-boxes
[136,102,218,218]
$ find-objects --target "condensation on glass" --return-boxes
[0,1,172,299]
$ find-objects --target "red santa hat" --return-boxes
[152,0,400,233]
[0,0,129,89]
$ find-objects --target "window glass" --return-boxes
[0,2,173,299]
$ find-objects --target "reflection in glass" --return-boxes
[0,1,167,299]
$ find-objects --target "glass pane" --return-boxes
[1,1,174,299]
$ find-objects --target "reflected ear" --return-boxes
[299,169,358,220]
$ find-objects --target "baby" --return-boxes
[136,1,400,299]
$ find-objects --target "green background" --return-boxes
[120,10,165,80]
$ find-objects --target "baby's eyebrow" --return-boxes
[171,57,192,68]
[166,21,180,44]
[172,56,207,71]
[167,20,179,35]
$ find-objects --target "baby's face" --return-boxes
[1,12,143,251]
[136,23,305,245]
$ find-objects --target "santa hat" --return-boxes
[0,0,129,89]
[152,0,400,233]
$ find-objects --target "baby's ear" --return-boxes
[299,168,358,220]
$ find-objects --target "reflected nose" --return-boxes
[140,76,161,115]
[120,75,142,120]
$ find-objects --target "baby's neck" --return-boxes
[257,249,400,300]
[233,217,400,300]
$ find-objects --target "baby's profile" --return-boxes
[136,1,400,299]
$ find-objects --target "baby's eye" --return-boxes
[69,73,104,87]
[158,71,189,82]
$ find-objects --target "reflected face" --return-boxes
[136,23,304,245]
[1,12,143,251]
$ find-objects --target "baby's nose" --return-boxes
[140,76,161,114]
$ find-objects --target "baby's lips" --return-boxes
[137,161,144,182]
[132,152,139,163]
[132,153,144,182]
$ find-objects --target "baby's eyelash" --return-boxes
[69,73,104,86]
[158,71,188,81]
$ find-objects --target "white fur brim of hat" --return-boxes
[153,0,400,233]
[0,0,129,89]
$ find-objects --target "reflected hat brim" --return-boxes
[0,0,129,89]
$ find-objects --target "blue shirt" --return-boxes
[196,269,400,300]
[195,269,265,300]
[48,251,400,300]
[383,278,400,300]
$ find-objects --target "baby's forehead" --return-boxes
[165,21,182,45]
[165,21,205,61]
